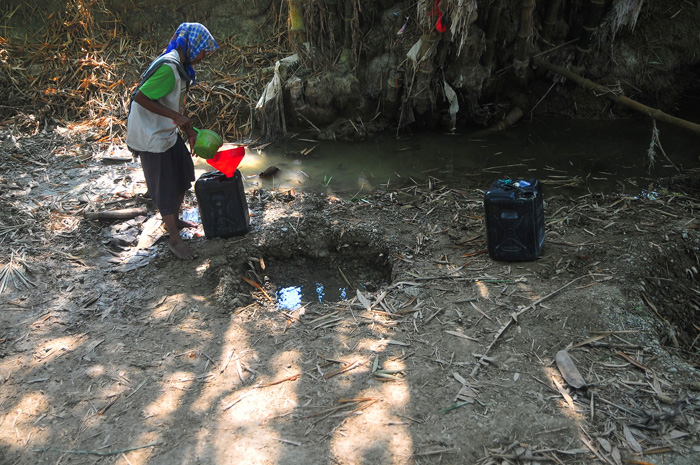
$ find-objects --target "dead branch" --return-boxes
[533,57,700,136]
[84,207,147,220]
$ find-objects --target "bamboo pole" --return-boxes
[288,0,306,44]
[533,57,700,136]
[483,0,503,68]
[513,0,535,76]
[514,0,536,67]
[542,0,563,43]
[325,0,341,46]
[343,0,352,49]
[340,0,352,64]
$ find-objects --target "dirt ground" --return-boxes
[1,123,699,465]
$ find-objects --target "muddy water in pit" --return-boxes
[195,118,698,197]
[261,256,391,310]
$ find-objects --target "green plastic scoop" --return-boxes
[192,127,223,159]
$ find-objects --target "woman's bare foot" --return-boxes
[176,218,198,229]
[168,240,197,260]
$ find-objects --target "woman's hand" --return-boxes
[186,128,198,155]
[172,113,192,131]
[173,114,197,155]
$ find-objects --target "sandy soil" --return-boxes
[1,125,699,465]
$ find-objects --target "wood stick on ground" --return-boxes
[260,373,300,387]
[640,291,666,322]
[488,454,557,463]
[338,267,354,290]
[533,57,700,136]
[84,208,147,220]
[33,442,163,457]
[97,393,121,416]
[580,435,616,465]
[241,276,274,302]
[651,119,681,172]
[221,390,254,411]
[413,448,459,457]
[322,360,361,379]
[304,398,376,422]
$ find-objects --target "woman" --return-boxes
[127,23,218,260]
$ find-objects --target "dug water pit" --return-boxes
[260,255,392,310]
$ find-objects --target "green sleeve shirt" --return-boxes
[126,50,186,153]
[139,65,176,100]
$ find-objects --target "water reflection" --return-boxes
[276,283,349,310]
[277,286,302,310]
[316,283,325,302]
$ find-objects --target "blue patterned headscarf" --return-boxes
[163,23,218,85]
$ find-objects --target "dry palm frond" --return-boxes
[0,251,36,295]
[446,0,480,57]
[0,223,27,242]
[597,0,645,44]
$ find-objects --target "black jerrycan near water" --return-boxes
[194,170,250,239]
[484,179,545,261]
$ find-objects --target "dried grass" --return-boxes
[0,0,291,142]
[302,0,362,68]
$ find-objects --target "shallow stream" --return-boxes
[194,117,698,198]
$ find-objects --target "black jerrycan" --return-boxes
[484,179,544,261]
[194,170,250,239]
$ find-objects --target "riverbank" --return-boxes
[1,123,699,464]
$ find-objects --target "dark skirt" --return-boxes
[136,137,195,216]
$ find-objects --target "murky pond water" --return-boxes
[195,118,698,198]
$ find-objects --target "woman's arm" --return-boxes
[134,91,197,145]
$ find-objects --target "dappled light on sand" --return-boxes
[149,293,207,322]
[543,366,586,421]
[143,371,194,422]
[330,363,413,464]
[190,322,254,415]
[34,335,85,365]
[0,392,50,449]
[196,261,210,277]
[210,392,285,464]
[207,350,305,464]
[261,206,303,226]
[114,431,163,465]
[475,280,490,299]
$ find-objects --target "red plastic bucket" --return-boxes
[206,146,245,177]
